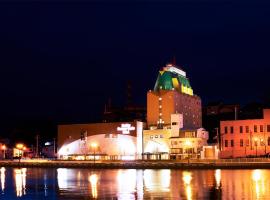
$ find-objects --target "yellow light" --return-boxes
[183,171,192,185]
[1,145,6,150]
[16,144,24,150]
[91,143,98,148]
[89,174,98,198]
[215,169,221,188]
[252,169,261,182]
[185,140,192,146]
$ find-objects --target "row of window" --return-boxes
[224,137,270,147]
[150,135,164,139]
[224,125,270,134]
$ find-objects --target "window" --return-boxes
[240,126,243,133]
[254,125,257,133]
[267,125,270,132]
[225,127,228,134]
[155,135,159,138]
[246,139,249,146]
[230,126,234,134]
[260,139,264,146]
[231,140,234,147]
[246,126,249,133]
[240,139,243,147]
[150,135,154,139]
[172,122,178,125]
[268,137,270,146]
[225,140,228,147]
[260,125,263,132]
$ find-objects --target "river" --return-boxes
[0,167,269,199]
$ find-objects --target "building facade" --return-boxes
[143,64,210,159]
[220,109,270,158]
[58,121,143,160]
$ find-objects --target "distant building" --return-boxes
[220,109,270,158]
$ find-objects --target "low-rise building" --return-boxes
[220,109,270,158]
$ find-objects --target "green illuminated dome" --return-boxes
[154,64,193,96]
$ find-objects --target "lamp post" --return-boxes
[16,143,24,163]
[91,143,97,164]
[254,138,258,157]
[1,145,6,159]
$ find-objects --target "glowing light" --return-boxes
[252,169,266,198]
[117,170,136,199]
[1,145,6,150]
[185,140,192,147]
[117,124,135,134]
[118,137,136,156]
[0,167,5,192]
[252,170,261,182]
[16,144,24,150]
[183,171,192,200]
[57,168,68,189]
[183,171,192,185]
[144,170,170,192]
[91,143,98,148]
[14,168,27,197]
[215,169,221,189]
[89,174,98,199]
[144,140,169,153]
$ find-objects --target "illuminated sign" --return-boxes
[164,65,186,77]
[117,124,135,134]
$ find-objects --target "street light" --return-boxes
[1,145,6,159]
[254,138,258,157]
[91,143,98,163]
[16,143,24,162]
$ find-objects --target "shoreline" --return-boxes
[1,160,270,169]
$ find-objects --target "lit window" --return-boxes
[150,135,154,139]
[155,135,158,138]
[230,127,234,134]
[240,139,243,147]
[231,140,234,147]
[260,125,263,132]
[254,125,257,133]
[225,140,228,147]
[240,126,243,133]
[159,97,162,101]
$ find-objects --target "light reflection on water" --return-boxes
[0,167,270,199]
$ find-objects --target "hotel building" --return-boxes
[143,64,211,159]
[220,109,270,158]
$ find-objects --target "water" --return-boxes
[0,167,269,199]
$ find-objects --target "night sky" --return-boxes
[1,0,270,141]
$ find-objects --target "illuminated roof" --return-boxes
[154,64,193,96]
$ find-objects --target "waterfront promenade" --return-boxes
[1,158,270,169]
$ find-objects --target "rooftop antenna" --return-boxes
[172,56,176,65]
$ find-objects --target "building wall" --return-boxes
[147,90,201,129]
[143,129,171,154]
[220,109,270,158]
